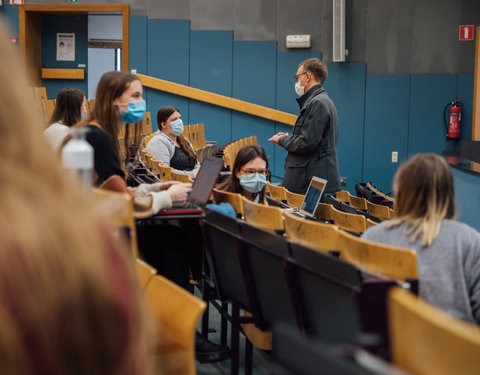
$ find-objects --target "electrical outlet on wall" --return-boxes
[392,151,398,163]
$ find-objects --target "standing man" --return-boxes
[269,58,341,194]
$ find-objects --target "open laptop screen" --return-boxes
[299,176,327,217]
[189,156,224,205]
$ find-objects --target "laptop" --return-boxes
[155,156,224,215]
[298,176,327,217]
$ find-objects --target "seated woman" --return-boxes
[72,71,191,217]
[146,106,200,178]
[362,153,480,324]
[44,87,87,150]
[218,144,269,204]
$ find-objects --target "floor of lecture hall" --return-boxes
[196,300,270,375]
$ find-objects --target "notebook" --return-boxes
[155,156,224,215]
[298,176,327,217]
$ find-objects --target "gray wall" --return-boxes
[23,0,480,73]
[23,0,480,74]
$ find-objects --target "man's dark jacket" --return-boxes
[278,84,341,194]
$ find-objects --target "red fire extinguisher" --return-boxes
[444,99,462,139]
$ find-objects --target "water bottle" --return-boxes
[62,127,94,191]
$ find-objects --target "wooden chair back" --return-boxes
[145,275,207,375]
[266,183,287,201]
[389,287,480,375]
[335,190,350,203]
[196,123,207,149]
[172,171,194,183]
[212,188,244,217]
[338,230,418,281]
[283,211,339,253]
[366,218,378,229]
[92,188,138,257]
[313,202,334,221]
[366,200,391,220]
[285,190,305,209]
[156,164,174,181]
[331,206,367,234]
[242,196,283,232]
[45,99,55,121]
[139,111,153,135]
[136,258,157,290]
[350,195,367,210]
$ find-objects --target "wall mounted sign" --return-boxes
[56,33,75,61]
[459,25,474,41]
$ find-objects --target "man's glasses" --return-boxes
[294,72,307,82]
[241,168,269,176]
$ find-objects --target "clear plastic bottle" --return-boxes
[62,128,94,191]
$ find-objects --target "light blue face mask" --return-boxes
[170,118,184,136]
[239,173,267,193]
[119,100,146,124]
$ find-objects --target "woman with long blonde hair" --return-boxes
[0,20,150,374]
[362,154,480,324]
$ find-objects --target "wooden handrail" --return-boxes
[137,73,297,126]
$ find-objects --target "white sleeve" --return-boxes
[148,191,172,212]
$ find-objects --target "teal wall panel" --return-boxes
[457,74,474,143]
[189,101,232,147]
[232,41,277,173]
[129,16,147,75]
[0,5,19,37]
[189,30,233,147]
[408,74,458,156]
[325,62,366,193]
[364,74,410,193]
[147,20,190,127]
[41,15,88,98]
[452,167,480,231]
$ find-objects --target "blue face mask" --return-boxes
[119,100,146,124]
[170,118,184,136]
[239,173,267,194]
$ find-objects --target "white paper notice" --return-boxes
[56,33,75,61]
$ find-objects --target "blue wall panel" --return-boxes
[129,16,147,75]
[452,167,480,231]
[408,74,458,156]
[189,30,233,146]
[457,74,474,143]
[41,15,88,98]
[232,41,277,173]
[364,74,410,193]
[1,5,19,37]
[325,63,366,193]
[147,20,190,127]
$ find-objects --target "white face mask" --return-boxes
[294,80,305,96]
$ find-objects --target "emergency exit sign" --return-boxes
[459,25,474,41]
[69,0,78,3]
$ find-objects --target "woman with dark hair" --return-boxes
[218,144,269,203]
[146,106,200,178]
[43,87,86,150]
[362,153,480,324]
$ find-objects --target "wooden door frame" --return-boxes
[18,4,129,85]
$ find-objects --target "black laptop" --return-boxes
[156,156,224,215]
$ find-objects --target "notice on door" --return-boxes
[56,33,75,61]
